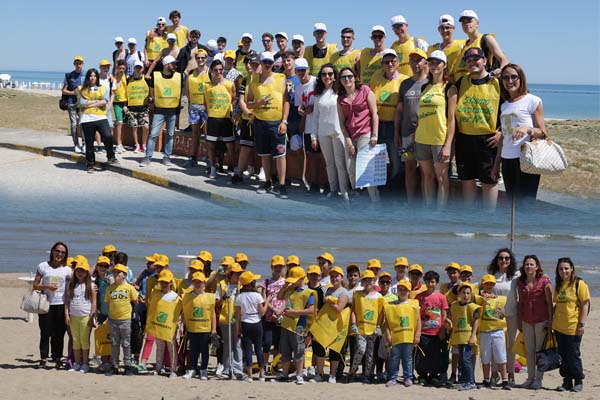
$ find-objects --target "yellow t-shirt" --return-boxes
[331,49,360,72]
[456,77,500,135]
[384,301,420,345]
[249,73,285,121]
[414,83,449,145]
[353,291,385,336]
[206,80,234,118]
[305,43,338,76]
[154,72,182,108]
[369,72,408,121]
[427,40,465,84]
[182,291,216,333]
[187,70,210,105]
[359,48,382,86]
[552,279,590,335]
[113,76,127,103]
[105,282,138,320]
[476,295,507,332]
[167,24,189,48]
[391,37,420,76]
[449,301,480,345]
[126,77,149,107]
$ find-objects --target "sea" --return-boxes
[2,70,600,120]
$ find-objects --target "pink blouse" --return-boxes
[517,275,551,323]
[338,85,372,139]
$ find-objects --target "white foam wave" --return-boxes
[455,232,475,238]
[529,234,550,238]
[572,235,600,241]
[488,233,508,238]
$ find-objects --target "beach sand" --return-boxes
[1,272,596,399]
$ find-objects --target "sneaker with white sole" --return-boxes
[215,363,224,376]
[139,158,151,167]
[328,375,336,384]
[209,166,217,179]
[134,144,142,153]
[74,145,81,154]
[199,369,208,380]
[117,144,125,153]
[296,376,305,385]
[162,157,173,166]
[169,372,178,378]
[80,364,90,373]
[244,377,253,383]
[68,362,81,372]
[183,370,196,379]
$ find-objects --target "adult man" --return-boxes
[146,33,180,78]
[454,10,509,81]
[235,33,254,78]
[166,10,189,48]
[395,48,429,204]
[454,47,502,209]
[358,25,386,85]
[98,60,115,132]
[125,38,145,77]
[390,15,428,76]
[427,14,464,84]
[261,32,275,53]
[112,37,127,74]
[178,30,211,75]
[140,55,183,167]
[184,50,210,168]
[281,52,302,182]
[291,34,305,58]
[62,56,85,153]
[305,23,337,76]
[331,27,361,73]
[144,17,168,68]
[369,49,409,187]
[246,52,290,199]
[273,32,290,72]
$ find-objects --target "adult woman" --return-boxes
[486,248,520,385]
[517,255,553,390]
[337,67,380,202]
[552,257,589,392]
[112,60,128,154]
[312,64,349,201]
[33,242,72,368]
[75,69,118,172]
[204,60,236,179]
[414,50,456,207]
[493,64,546,200]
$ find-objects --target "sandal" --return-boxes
[38,359,47,369]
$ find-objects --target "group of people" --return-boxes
[62,9,547,207]
[34,242,589,392]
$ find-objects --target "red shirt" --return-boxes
[517,275,551,323]
[338,85,372,139]
[416,291,448,336]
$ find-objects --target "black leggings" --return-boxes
[501,157,540,200]
[38,304,67,360]
[81,119,114,166]
[241,321,264,369]
[261,320,281,354]
[188,332,210,370]
[313,340,343,362]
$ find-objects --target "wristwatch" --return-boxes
[281,120,288,125]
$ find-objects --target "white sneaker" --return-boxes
[328,375,336,384]
[200,369,208,380]
[216,363,224,376]
[183,370,196,379]
[74,145,81,153]
[342,192,350,202]
[296,376,305,385]
[307,366,316,377]
[68,362,81,372]
[244,377,253,383]
[169,372,178,379]
[209,166,217,179]
[81,145,86,154]
[117,144,125,153]
[258,168,265,181]
[134,144,142,153]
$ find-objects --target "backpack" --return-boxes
[575,277,590,315]
[480,34,501,72]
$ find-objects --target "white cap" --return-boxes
[292,34,305,43]
[438,14,455,27]
[275,32,288,40]
[127,37,137,45]
[241,32,253,40]
[381,48,397,59]
[459,10,479,21]
[134,60,144,68]
[167,33,177,41]
[206,39,218,51]
[390,15,407,26]
[313,23,327,32]
[162,55,176,65]
[428,50,447,64]
[114,36,124,43]
[157,17,166,24]
[294,58,309,70]
[371,25,386,35]
[260,51,275,62]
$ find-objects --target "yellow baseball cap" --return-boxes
[460,265,473,275]
[96,255,110,265]
[154,254,170,268]
[271,255,285,267]
[227,263,244,274]
[191,271,207,282]
[224,49,236,59]
[361,270,376,279]
[189,259,204,270]
[481,274,497,285]
[328,266,345,277]
[307,264,321,275]
[74,255,89,266]
[221,255,235,266]
[99,59,112,67]
[287,255,300,266]
[158,269,174,283]
[240,271,261,286]
[397,280,412,291]
[367,259,382,269]
[286,267,306,284]
[74,261,90,272]
[197,250,213,262]
[66,257,75,267]
[111,263,129,275]
[409,264,424,275]
[235,253,249,263]
[73,55,84,62]
[457,282,473,292]
[317,252,334,265]
[394,257,408,267]
[379,271,392,280]
[446,262,460,271]
[409,48,427,59]
[145,253,160,262]
[102,244,117,254]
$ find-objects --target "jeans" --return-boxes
[261,320,281,354]
[38,304,67,360]
[81,119,114,166]
[220,323,243,375]
[458,344,474,384]
[389,343,414,380]
[109,318,132,367]
[146,110,177,159]
[555,331,584,381]
[378,121,399,179]
[68,105,80,146]
[241,321,264,369]
[188,332,210,371]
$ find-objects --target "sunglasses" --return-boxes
[321,72,334,77]
[371,34,384,39]
[501,74,520,82]
[379,280,391,285]
[498,256,511,261]
[339,75,354,81]
[383,59,396,64]
[341,35,353,39]
[262,39,272,43]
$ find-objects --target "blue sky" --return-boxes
[3,0,599,85]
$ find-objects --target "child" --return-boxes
[384,280,421,387]
[306,264,324,380]
[448,282,480,391]
[260,256,286,371]
[375,271,397,381]
[391,257,409,296]
[414,271,449,387]
[65,260,97,373]
[216,262,244,379]
[105,263,139,376]
[349,270,384,383]
[276,267,315,385]
[408,264,427,298]
[478,274,510,390]
[235,271,271,382]
[146,269,182,378]
[440,262,461,294]
[182,271,216,380]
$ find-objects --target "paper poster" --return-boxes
[355,144,387,188]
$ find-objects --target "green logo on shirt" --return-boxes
[558,290,567,301]
[163,87,172,96]
[458,317,467,329]
[379,91,392,102]
[363,310,375,321]
[157,312,168,323]
[193,307,204,318]
[422,93,433,103]
[400,316,409,327]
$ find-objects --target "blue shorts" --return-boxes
[253,119,286,158]
[188,104,208,125]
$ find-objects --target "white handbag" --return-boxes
[20,290,50,314]
[520,138,568,175]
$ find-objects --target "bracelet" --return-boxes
[578,322,585,327]
[281,120,288,125]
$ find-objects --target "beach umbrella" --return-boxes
[0,73,11,81]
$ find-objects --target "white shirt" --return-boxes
[500,94,542,159]
[312,88,342,139]
[69,282,96,316]
[37,262,72,305]
[294,76,317,133]
[235,291,264,323]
